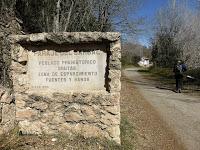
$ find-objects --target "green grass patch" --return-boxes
[122,64,137,69]
[138,67,175,88]
[137,69,150,73]
[138,67,172,75]
[148,67,173,79]
[120,117,136,150]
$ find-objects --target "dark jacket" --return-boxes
[173,63,187,78]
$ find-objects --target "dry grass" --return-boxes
[0,131,121,150]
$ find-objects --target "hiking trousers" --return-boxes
[176,77,183,91]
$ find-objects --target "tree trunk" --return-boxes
[64,0,74,32]
[53,0,62,33]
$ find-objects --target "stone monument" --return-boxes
[9,32,121,143]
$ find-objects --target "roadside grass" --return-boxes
[138,67,174,86]
[120,117,135,150]
[138,67,173,79]
[138,67,200,94]
[122,64,136,69]
[0,118,135,150]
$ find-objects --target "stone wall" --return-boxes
[0,85,15,134]
[9,32,121,144]
[0,8,21,136]
[0,9,22,87]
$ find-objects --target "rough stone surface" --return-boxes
[9,32,121,144]
[0,85,15,134]
[9,32,120,44]
[0,9,22,87]
[1,90,12,104]
[16,108,38,121]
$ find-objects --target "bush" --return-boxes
[148,67,173,79]
[186,68,200,85]
[122,55,140,67]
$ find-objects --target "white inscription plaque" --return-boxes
[28,50,107,92]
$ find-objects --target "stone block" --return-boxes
[81,105,99,122]
[74,124,103,138]
[110,40,121,52]
[16,98,26,108]
[50,113,65,124]
[16,108,38,121]
[0,87,5,97]
[53,93,72,102]
[0,103,2,122]
[41,111,55,123]
[100,113,120,126]
[59,123,73,134]
[0,90,12,104]
[1,104,15,123]
[104,105,120,115]
[12,45,28,63]
[100,93,120,106]
[65,112,83,122]
[107,125,121,140]
[19,120,44,135]
[30,33,48,42]
[31,102,48,111]
[10,61,27,73]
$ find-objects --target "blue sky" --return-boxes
[135,0,199,47]
[137,0,167,47]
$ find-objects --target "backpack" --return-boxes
[175,64,183,75]
[181,64,187,72]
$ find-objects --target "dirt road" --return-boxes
[123,68,200,150]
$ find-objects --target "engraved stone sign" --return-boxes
[28,50,107,92]
[9,32,121,144]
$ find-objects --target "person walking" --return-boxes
[173,60,187,93]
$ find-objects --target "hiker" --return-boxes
[173,60,187,93]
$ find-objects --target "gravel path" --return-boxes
[123,68,200,150]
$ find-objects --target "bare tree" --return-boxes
[15,0,143,35]
[151,1,183,67]
[151,0,200,68]
[174,9,200,68]
[53,0,62,32]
